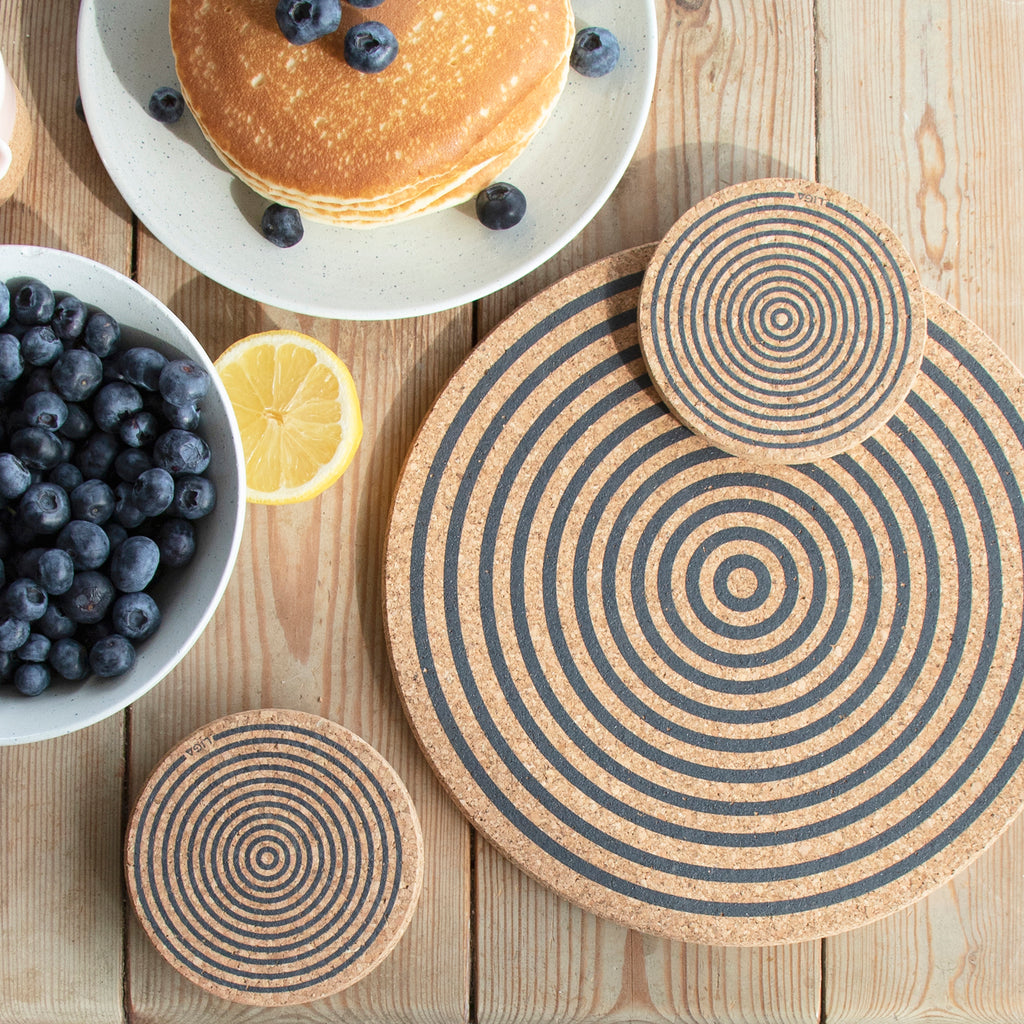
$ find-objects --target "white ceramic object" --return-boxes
[75,0,658,320]
[0,52,17,180]
[0,246,246,745]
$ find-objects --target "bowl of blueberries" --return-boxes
[0,245,246,744]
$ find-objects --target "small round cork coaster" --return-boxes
[125,709,423,1005]
[639,179,927,463]
[385,245,1024,945]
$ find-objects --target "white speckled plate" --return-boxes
[76,0,657,321]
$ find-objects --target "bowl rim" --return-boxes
[0,244,247,744]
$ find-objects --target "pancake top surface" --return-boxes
[169,0,574,203]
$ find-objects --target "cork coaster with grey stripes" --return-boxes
[384,243,1024,945]
[125,709,423,1004]
[639,179,928,463]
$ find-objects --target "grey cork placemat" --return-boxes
[639,180,928,463]
[384,244,1024,945]
[125,709,423,1005]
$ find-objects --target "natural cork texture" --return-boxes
[639,180,928,464]
[384,244,1024,946]
[125,709,423,1005]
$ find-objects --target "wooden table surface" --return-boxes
[3,1,1024,1022]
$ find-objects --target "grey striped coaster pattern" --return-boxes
[126,709,423,1004]
[639,180,928,463]
[385,245,1024,945]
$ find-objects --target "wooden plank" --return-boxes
[124,235,475,1023]
[817,2,1024,1021]
[0,3,131,1023]
[473,2,821,1022]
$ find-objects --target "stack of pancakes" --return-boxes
[169,0,576,227]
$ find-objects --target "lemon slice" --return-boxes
[214,330,362,505]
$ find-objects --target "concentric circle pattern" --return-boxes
[385,245,1024,945]
[126,710,423,1004]
[639,179,927,462]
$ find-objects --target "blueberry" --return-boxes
[119,410,160,448]
[344,21,399,73]
[158,359,211,408]
[5,577,48,621]
[51,348,103,402]
[12,279,55,325]
[14,661,50,696]
[0,615,29,651]
[48,462,83,492]
[157,518,196,568]
[0,281,9,324]
[14,547,45,579]
[75,432,121,479]
[275,0,342,45]
[103,522,128,551]
[569,27,620,77]
[112,592,161,642]
[172,473,216,519]
[23,366,56,394]
[0,333,23,381]
[161,400,200,431]
[57,520,111,570]
[60,570,114,624]
[132,467,175,516]
[83,312,120,358]
[153,429,211,475]
[0,453,31,499]
[37,548,75,595]
[119,347,167,391]
[89,634,135,678]
[21,325,62,366]
[77,620,112,649]
[347,0,385,5]
[48,637,88,680]
[23,391,68,431]
[17,632,50,663]
[93,382,143,432]
[113,483,146,529]
[260,204,304,248]
[109,535,160,592]
[51,294,88,342]
[148,86,185,124]
[37,603,76,641]
[60,403,93,441]
[11,427,65,470]
[18,482,71,534]
[475,182,527,230]
[113,448,153,483]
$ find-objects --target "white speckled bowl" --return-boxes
[0,246,246,745]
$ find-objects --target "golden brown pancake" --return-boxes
[169,0,575,226]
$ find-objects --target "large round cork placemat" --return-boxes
[385,245,1024,945]
[639,180,927,463]
[125,709,423,1005]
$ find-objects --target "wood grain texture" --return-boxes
[473,3,820,1022]
[0,3,130,1023]
[125,230,475,1023]
[3,0,1024,1021]
[817,2,1024,1021]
